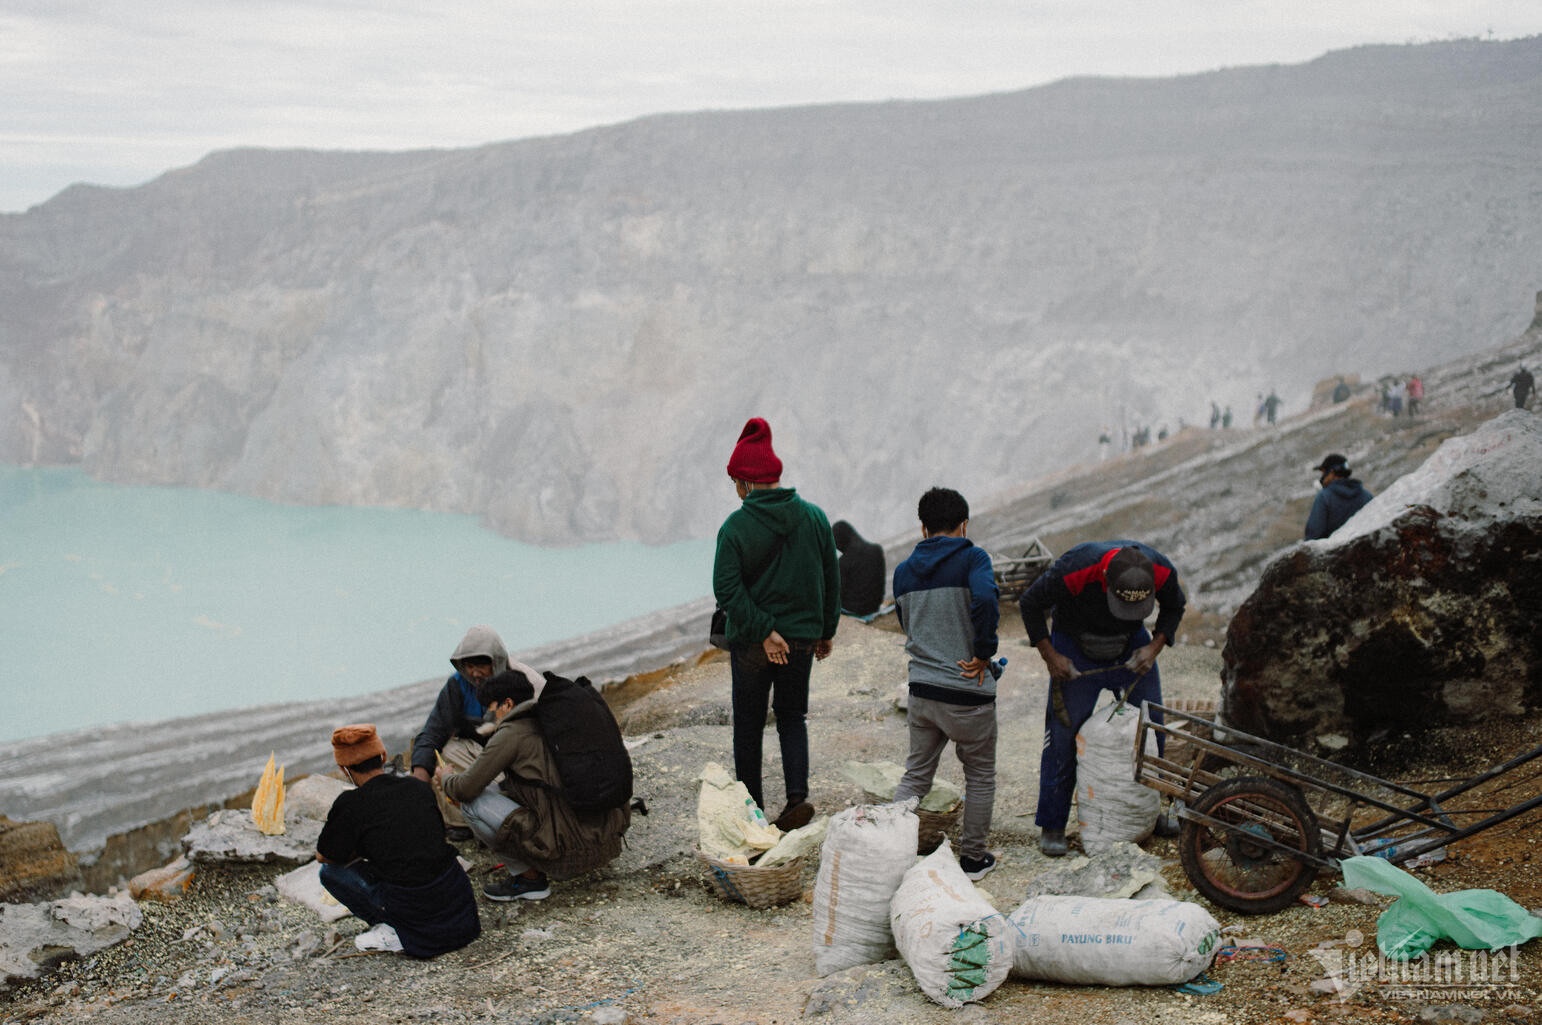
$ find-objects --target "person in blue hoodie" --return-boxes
[891,487,1001,881]
[1305,453,1374,540]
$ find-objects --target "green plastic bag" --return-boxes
[1340,855,1542,960]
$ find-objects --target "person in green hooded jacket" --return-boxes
[712,417,840,832]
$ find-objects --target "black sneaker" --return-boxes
[774,800,815,832]
[959,852,997,881]
[484,873,550,902]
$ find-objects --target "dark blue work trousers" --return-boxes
[1035,627,1164,831]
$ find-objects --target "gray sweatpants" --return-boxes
[893,694,997,861]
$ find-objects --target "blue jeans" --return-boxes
[319,860,388,926]
[1035,627,1164,832]
[730,640,813,811]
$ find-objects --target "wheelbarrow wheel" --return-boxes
[1179,775,1321,914]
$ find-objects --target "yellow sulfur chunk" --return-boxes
[252,752,286,835]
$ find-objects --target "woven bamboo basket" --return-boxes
[862,791,962,854]
[915,805,962,854]
[696,850,805,909]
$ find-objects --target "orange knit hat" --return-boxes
[331,723,387,768]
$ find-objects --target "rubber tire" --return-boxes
[1179,775,1321,915]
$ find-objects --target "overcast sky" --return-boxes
[3,1,1540,213]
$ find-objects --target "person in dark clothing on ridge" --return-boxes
[1018,541,1186,857]
[1304,453,1374,540]
[1512,365,1535,410]
[712,417,840,832]
[831,519,886,617]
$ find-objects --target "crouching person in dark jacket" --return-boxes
[316,723,481,956]
[438,669,630,902]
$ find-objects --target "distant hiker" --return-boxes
[892,488,1001,881]
[1209,402,1221,429]
[438,669,630,902]
[1405,375,1424,416]
[409,625,531,840]
[1098,429,1112,460]
[1157,425,1169,442]
[712,417,840,831]
[317,724,480,955]
[1263,390,1282,425]
[831,519,886,617]
[1018,542,1186,857]
[1512,365,1535,409]
[1305,453,1374,540]
[1332,378,1352,404]
[1222,406,1233,429]
[1380,381,1402,417]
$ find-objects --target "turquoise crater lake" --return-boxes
[0,467,714,744]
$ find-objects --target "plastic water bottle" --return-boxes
[744,798,769,827]
[989,657,1007,681]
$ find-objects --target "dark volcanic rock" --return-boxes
[1221,411,1542,753]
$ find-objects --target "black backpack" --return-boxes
[523,671,633,813]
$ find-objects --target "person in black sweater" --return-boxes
[317,724,480,956]
[832,520,886,617]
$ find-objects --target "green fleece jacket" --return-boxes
[712,487,840,646]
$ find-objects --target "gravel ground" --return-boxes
[5,615,1541,1025]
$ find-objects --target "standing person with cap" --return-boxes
[1018,541,1186,856]
[712,416,840,832]
[316,724,480,956]
[1305,453,1374,540]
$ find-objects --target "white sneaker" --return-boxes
[354,922,403,952]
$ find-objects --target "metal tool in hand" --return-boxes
[1048,659,1150,729]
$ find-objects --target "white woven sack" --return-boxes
[1076,696,1159,853]
[889,841,1014,1007]
[1007,895,1221,986]
[811,801,919,976]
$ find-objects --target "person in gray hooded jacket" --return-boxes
[410,625,537,836]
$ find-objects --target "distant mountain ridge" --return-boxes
[2,37,1540,544]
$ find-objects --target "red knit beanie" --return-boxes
[726,417,783,483]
